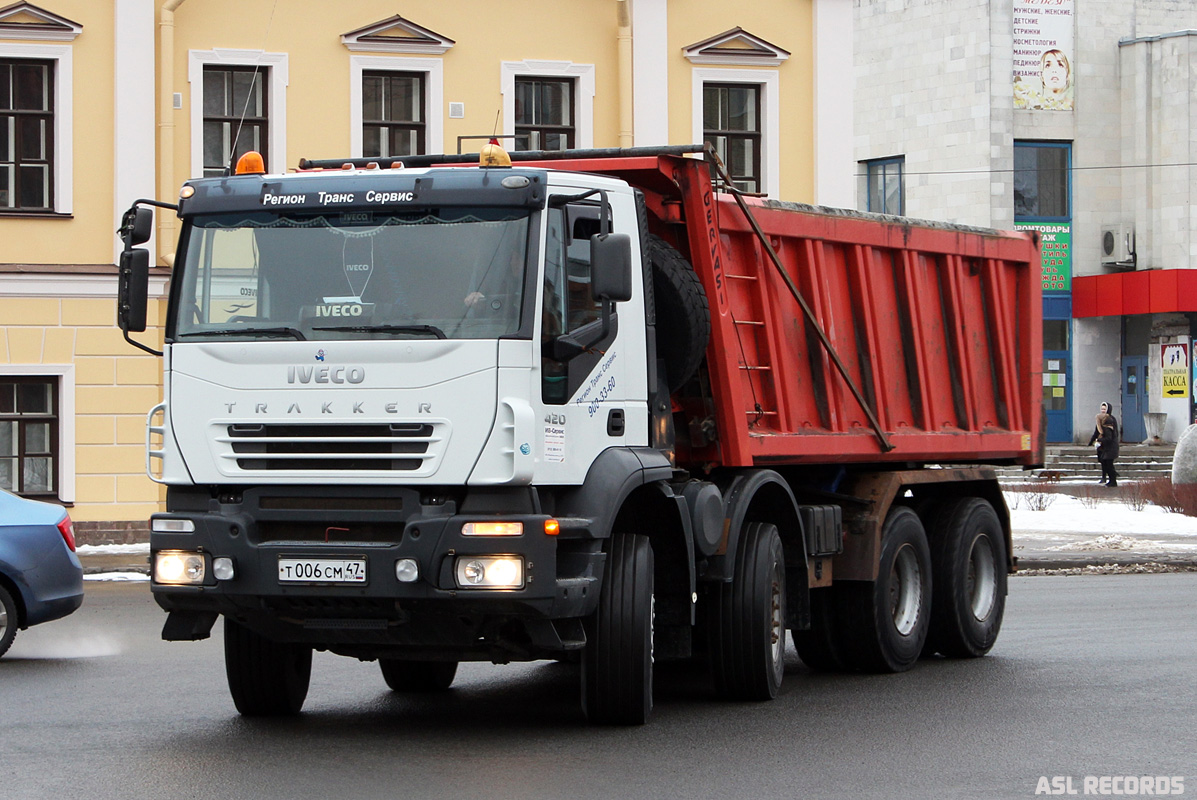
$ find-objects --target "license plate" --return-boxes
[278,557,367,584]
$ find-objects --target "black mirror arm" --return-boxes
[122,328,162,357]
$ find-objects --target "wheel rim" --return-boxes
[967,534,998,622]
[889,543,923,636]
[769,562,784,670]
[0,605,7,638]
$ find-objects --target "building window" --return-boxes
[1014,141,1070,219]
[513,77,574,151]
[362,70,425,158]
[0,58,53,211]
[0,377,58,497]
[703,83,761,193]
[864,156,904,216]
[202,65,268,178]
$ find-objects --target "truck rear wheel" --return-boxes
[648,235,710,392]
[379,659,458,692]
[791,587,846,672]
[224,617,312,716]
[926,498,1007,658]
[708,522,787,700]
[838,507,931,673]
[582,534,654,725]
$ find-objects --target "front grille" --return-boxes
[257,520,401,544]
[218,422,441,472]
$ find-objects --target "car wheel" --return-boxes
[224,617,312,716]
[379,659,458,692]
[582,534,655,725]
[792,586,847,672]
[0,584,18,659]
[837,507,932,672]
[709,522,787,699]
[926,498,1007,658]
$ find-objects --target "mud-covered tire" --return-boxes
[708,522,787,700]
[648,235,710,391]
[837,507,931,673]
[791,587,846,672]
[582,534,654,725]
[380,659,458,692]
[0,584,18,659]
[926,498,1007,658]
[224,617,312,716]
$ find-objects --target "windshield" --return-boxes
[173,208,531,341]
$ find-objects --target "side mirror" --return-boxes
[590,233,633,303]
[122,206,154,246]
[118,248,150,333]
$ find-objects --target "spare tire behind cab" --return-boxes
[648,234,710,392]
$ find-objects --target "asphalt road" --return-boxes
[2,575,1194,800]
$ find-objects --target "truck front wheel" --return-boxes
[582,534,654,725]
[926,498,1007,658]
[224,617,312,716]
[708,522,787,699]
[379,659,458,692]
[838,507,931,672]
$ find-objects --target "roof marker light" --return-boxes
[234,151,265,175]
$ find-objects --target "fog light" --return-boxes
[394,558,419,583]
[152,518,196,533]
[212,557,235,581]
[154,551,206,585]
[461,521,523,536]
[454,556,524,589]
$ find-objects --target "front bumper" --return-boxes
[149,493,602,657]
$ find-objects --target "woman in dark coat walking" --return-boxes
[1087,401,1119,487]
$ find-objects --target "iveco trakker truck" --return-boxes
[118,143,1042,724]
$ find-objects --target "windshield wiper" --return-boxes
[311,324,447,339]
[179,327,306,340]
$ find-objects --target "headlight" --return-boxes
[454,556,524,589]
[154,551,206,585]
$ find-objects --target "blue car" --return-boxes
[0,489,84,657]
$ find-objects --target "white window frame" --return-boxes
[0,42,72,214]
[0,365,74,503]
[349,55,443,158]
[501,60,595,150]
[188,49,288,178]
[692,67,780,198]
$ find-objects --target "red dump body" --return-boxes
[516,152,1044,470]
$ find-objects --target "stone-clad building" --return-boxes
[852,0,1197,444]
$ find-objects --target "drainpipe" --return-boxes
[616,0,633,148]
[157,0,187,266]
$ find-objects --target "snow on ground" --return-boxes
[76,543,150,556]
[1007,493,1197,537]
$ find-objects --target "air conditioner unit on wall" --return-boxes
[1101,225,1136,268]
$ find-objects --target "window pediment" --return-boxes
[342,15,454,55]
[683,27,788,66]
[0,1,81,41]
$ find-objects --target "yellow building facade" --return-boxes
[1,0,851,542]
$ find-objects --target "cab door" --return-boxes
[530,192,646,484]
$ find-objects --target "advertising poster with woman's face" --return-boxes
[1013,0,1075,111]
